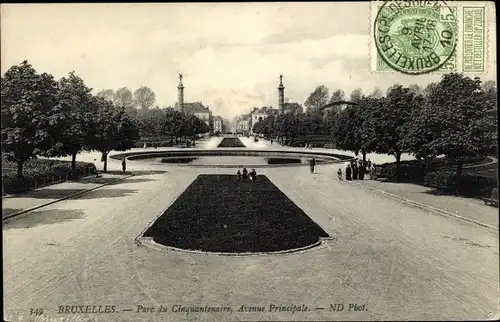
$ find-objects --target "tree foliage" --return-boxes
[134,86,156,110]
[1,61,58,177]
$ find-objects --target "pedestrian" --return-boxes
[250,169,257,181]
[337,168,343,180]
[121,158,126,173]
[345,164,352,181]
[367,159,372,169]
[237,169,242,181]
[242,168,248,180]
[309,157,316,173]
[270,139,273,145]
[358,162,365,180]
[352,162,358,180]
[143,142,147,149]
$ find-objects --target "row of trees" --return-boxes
[2,61,141,177]
[254,73,497,180]
[2,62,213,177]
[96,86,157,112]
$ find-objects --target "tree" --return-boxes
[87,97,139,172]
[422,82,438,97]
[406,74,497,179]
[1,61,58,177]
[44,71,95,179]
[304,85,329,113]
[350,88,364,102]
[96,89,115,103]
[368,85,417,182]
[408,84,423,95]
[114,87,135,109]
[481,80,496,92]
[329,89,345,103]
[134,86,156,110]
[369,87,383,98]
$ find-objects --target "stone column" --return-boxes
[278,74,285,114]
[177,73,184,113]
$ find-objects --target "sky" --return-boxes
[1,2,497,121]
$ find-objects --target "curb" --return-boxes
[352,181,498,232]
[3,174,134,221]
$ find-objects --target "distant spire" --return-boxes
[279,74,284,88]
[178,73,184,88]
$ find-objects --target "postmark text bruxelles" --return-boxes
[374,0,457,74]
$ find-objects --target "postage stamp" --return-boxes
[370,0,492,74]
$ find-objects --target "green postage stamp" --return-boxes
[370,0,492,75]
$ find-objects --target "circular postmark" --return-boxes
[374,0,458,75]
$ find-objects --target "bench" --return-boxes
[483,188,499,207]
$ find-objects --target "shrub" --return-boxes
[423,170,498,197]
[2,160,97,195]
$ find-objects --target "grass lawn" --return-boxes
[217,138,247,148]
[143,174,329,253]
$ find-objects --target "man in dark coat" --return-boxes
[345,164,352,181]
[309,157,316,173]
[242,168,248,180]
[352,162,358,180]
[358,162,365,180]
[121,159,126,173]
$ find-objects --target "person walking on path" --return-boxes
[237,170,242,181]
[242,168,248,180]
[250,169,257,181]
[309,157,316,174]
[352,162,358,180]
[337,168,343,180]
[121,158,127,174]
[358,162,365,180]
[345,164,352,181]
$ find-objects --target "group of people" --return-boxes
[304,143,313,149]
[337,158,376,181]
[237,168,257,181]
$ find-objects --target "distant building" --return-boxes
[176,74,212,127]
[237,119,250,133]
[213,116,223,133]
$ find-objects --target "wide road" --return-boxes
[3,154,499,321]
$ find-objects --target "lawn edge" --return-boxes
[352,181,498,233]
[3,174,134,221]
[136,236,334,256]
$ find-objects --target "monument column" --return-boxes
[278,74,285,114]
[177,73,184,113]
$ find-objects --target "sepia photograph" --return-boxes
[1,2,498,321]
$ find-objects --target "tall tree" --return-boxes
[408,84,423,95]
[96,89,115,103]
[87,97,139,172]
[134,86,156,110]
[422,82,438,97]
[368,85,417,182]
[350,88,364,102]
[406,74,497,179]
[329,89,345,103]
[114,87,135,109]
[44,71,95,179]
[304,85,329,112]
[369,87,383,98]
[1,61,58,177]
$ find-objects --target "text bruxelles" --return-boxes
[58,306,116,314]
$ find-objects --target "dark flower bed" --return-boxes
[143,174,329,253]
[217,138,247,148]
[266,158,301,164]
[2,158,97,195]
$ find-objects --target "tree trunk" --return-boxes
[102,151,108,173]
[16,160,24,178]
[395,151,401,183]
[362,150,367,163]
[455,159,463,195]
[71,153,77,180]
